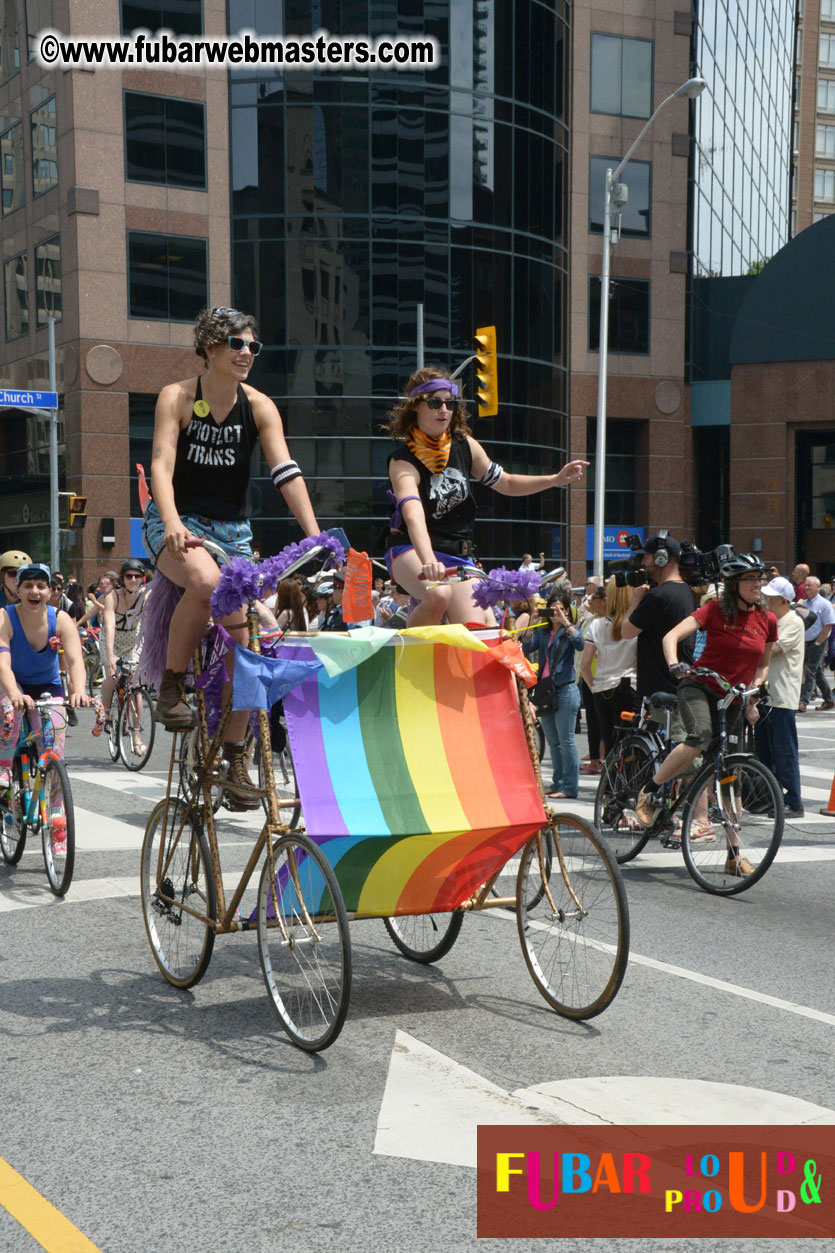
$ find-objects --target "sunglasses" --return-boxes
[227,335,263,356]
[422,396,454,410]
[124,572,143,579]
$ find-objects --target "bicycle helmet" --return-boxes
[718,552,765,580]
[120,558,145,577]
[0,549,32,571]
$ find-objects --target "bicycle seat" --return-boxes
[650,691,677,709]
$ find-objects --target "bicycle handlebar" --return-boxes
[672,665,767,703]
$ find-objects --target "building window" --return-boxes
[816,124,835,156]
[791,209,797,234]
[814,167,835,200]
[124,92,206,188]
[814,211,830,221]
[25,0,51,59]
[823,0,835,20]
[1,120,24,214]
[589,155,651,236]
[588,276,650,355]
[35,234,61,324]
[590,34,653,118]
[120,0,201,35]
[127,230,208,321]
[821,33,835,67]
[31,96,57,196]
[0,0,20,83]
[818,79,835,112]
[4,251,28,338]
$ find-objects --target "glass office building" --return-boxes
[228,0,570,563]
[690,0,794,284]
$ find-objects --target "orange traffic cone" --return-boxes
[819,769,835,817]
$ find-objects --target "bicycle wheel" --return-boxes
[40,758,76,897]
[179,727,224,814]
[383,910,464,963]
[141,797,216,988]
[0,758,27,864]
[594,736,656,863]
[254,737,301,829]
[107,699,120,762]
[516,815,630,1019]
[257,832,352,1052]
[118,685,156,771]
[681,754,784,895]
[87,658,104,697]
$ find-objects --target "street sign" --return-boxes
[0,388,58,409]
[585,525,645,562]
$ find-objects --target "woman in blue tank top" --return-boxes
[0,563,90,785]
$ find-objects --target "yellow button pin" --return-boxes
[193,399,210,418]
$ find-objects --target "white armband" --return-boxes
[271,460,303,490]
[480,460,504,488]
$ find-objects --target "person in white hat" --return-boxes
[755,575,805,817]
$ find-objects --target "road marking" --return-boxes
[374,1031,560,1167]
[374,1033,835,1167]
[515,1076,835,1127]
[0,1156,103,1251]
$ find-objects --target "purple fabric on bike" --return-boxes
[231,646,323,711]
[136,570,184,691]
[282,678,349,836]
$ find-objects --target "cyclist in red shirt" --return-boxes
[635,553,777,876]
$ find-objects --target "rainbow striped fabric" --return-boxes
[283,635,545,917]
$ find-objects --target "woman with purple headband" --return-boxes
[383,365,588,626]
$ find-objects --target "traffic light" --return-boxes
[474,325,498,417]
[59,491,87,530]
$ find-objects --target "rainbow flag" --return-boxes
[283,637,545,918]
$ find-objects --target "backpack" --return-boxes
[794,603,818,635]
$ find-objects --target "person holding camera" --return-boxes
[635,553,777,876]
[620,532,696,702]
[524,589,585,798]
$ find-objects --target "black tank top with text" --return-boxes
[386,437,476,550]
[171,378,259,520]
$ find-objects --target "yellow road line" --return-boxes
[0,1158,102,1252]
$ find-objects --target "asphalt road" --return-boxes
[1,704,833,1252]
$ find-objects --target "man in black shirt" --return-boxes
[620,533,696,703]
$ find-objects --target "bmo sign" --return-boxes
[585,525,645,562]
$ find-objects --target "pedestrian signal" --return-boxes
[474,325,498,417]
[59,492,87,530]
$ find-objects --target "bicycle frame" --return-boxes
[11,702,65,829]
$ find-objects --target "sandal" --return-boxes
[131,730,148,757]
[546,790,568,799]
[579,762,601,775]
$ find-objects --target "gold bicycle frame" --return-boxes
[150,593,586,939]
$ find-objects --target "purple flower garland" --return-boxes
[470,565,542,610]
[210,532,345,619]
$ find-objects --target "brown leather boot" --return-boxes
[222,741,264,810]
[155,669,195,729]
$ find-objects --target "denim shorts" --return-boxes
[142,501,254,564]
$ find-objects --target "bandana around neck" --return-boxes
[404,425,452,475]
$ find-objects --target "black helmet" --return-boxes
[718,552,765,580]
[120,558,145,577]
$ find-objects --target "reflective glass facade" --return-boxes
[228,0,570,562]
[691,0,794,280]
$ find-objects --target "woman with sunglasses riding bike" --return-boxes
[384,366,588,626]
[142,306,320,805]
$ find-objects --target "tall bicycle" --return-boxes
[594,667,784,894]
[141,545,629,1050]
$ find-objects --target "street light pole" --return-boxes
[592,76,707,579]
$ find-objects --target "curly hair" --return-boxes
[719,578,744,625]
[383,365,473,440]
[194,306,257,364]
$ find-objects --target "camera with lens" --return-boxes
[678,541,735,585]
[610,535,650,588]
